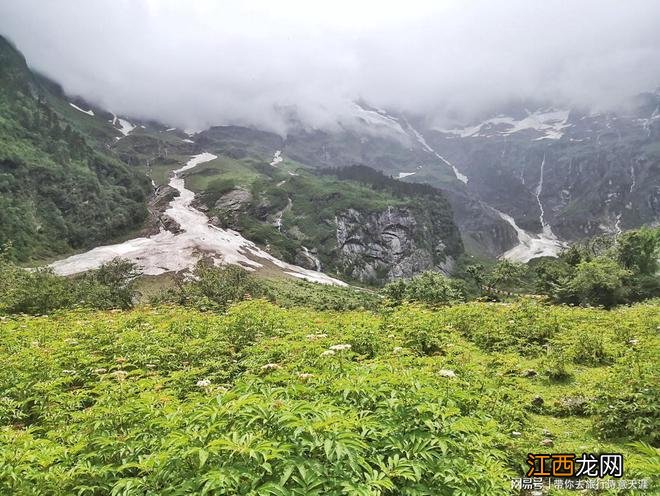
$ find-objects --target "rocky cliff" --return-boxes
[335,206,455,283]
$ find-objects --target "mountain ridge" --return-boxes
[2,33,658,283]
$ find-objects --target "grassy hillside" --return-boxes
[1,299,657,494]
[0,36,152,261]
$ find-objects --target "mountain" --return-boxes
[183,126,463,283]
[0,35,151,260]
[424,100,660,256]
[2,34,657,283]
[278,101,660,261]
[279,104,517,259]
[0,37,463,285]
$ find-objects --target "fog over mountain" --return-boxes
[1,0,659,134]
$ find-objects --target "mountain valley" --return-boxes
[0,34,658,286]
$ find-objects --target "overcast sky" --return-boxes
[1,0,659,133]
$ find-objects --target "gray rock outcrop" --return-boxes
[335,207,455,283]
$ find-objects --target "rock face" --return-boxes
[160,214,182,234]
[216,188,252,212]
[425,98,660,249]
[295,246,323,271]
[335,207,455,283]
[141,185,182,235]
[210,187,253,228]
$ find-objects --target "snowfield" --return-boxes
[494,155,566,262]
[346,103,410,142]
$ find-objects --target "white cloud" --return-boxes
[1,0,658,132]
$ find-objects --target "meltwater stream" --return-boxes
[50,153,345,285]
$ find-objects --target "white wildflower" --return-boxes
[329,344,351,352]
[320,350,336,357]
[393,346,404,354]
[438,369,456,378]
[261,363,281,371]
[146,364,157,369]
[306,333,328,340]
[298,373,315,380]
[94,368,107,374]
[112,370,128,381]
[196,379,211,387]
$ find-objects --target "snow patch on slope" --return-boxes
[346,103,410,142]
[270,150,283,166]
[302,246,322,272]
[439,109,571,140]
[600,213,623,236]
[629,165,636,193]
[637,105,660,137]
[404,119,468,183]
[69,103,94,116]
[111,114,136,136]
[496,154,565,263]
[50,153,345,286]
[495,208,565,263]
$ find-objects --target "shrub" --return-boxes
[166,262,271,311]
[592,351,659,445]
[567,325,610,365]
[74,258,141,310]
[558,257,631,308]
[541,346,572,381]
[385,305,446,355]
[383,271,463,307]
[486,260,526,293]
[0,263,74,315]
[0,255,140,314]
